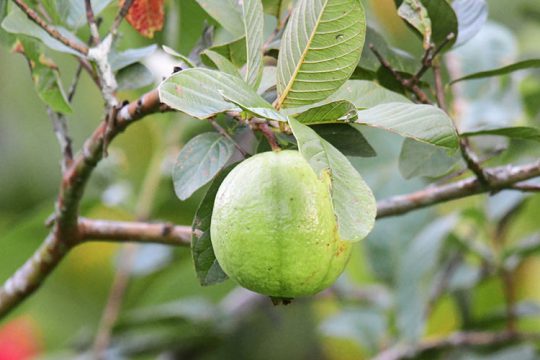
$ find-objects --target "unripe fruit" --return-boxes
[210,150,352,299]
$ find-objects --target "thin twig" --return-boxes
[511,183,540,192]
[85,0,100,45]
[11,0,88,55]
[210,119,249,157]
[369,44,431,104]
[257,122,281,151]
[111,0,134,37]
[432,59,447,112]
[47,109,73,171]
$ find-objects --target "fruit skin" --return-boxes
[210,150,352,298]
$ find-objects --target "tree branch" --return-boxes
[376,161,540,218]
[12,0,89,55]
[372,331,540,360]
[79,218,192,246]
[0,89,167,320]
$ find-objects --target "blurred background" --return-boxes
[1,0,540,359]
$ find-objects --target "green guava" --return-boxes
[210,150,352,299]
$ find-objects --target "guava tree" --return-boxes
[0,0,540,358]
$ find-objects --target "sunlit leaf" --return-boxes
[276,0,366,108]
[159,68,287,121]
[242,0,264,88]
[288,117,376,242]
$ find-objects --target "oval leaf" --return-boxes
[173,132,235,201]
[275,0,366,109]
[242,0,264,88]
[288,117,376,242]
[450,59,540,84]
[192,166,238,286]
[355,103,459,149]
[159,68,287,121]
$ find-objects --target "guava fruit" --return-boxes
[210,150,352,299]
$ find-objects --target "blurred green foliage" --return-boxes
[0,0,540,359]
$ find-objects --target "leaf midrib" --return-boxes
[275,0,330,110]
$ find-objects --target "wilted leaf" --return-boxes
[124,0,165,38]
[13,37,72,114]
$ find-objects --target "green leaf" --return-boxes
[0,0,7,25]
[1,7,85,55]
[452,0,487,47]
[283,80,410,116]
[15,37,72,114]
[258,66,277,94]
[450,59,540,84]
[159,68,287,121]
[397,0,432,49]
[242,0,264,88]
[116,63,155,91]
[162,45,196,68]
[329,80,411,108]
[55,0,113,29]
[195,0,244,38]
[275,0,366,109]
[173,132,235,201]
[462,126,540,142]
[208,34,247,68]
[359,26,417,75]
[396,0,458,49]
[293,100,358,124]
[109,45,157,72]
[396,215,456,341]
[201,49,241,78]
[288,117,376,242]
[398,138,460,179]
[313,124,376,158]
[355,103,459,149]
[192,166,238,286]
[262,0,293,21]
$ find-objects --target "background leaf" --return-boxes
[396,215,457,342]
[173,132,235,201]
[462,126,540,142]
[242,0,264,88]
[116,63,155,90]
[452,0,488,47]
[398,138,460,179]
[450,59,540,84]
[55,0,113,29]
[191,166,237,286]
[196,0,244,38]
[288,117,376,242]
[1,7,85,55]
[14,37,72,114]
[276,0,366,108]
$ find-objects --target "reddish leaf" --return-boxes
[123,0,164,38]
